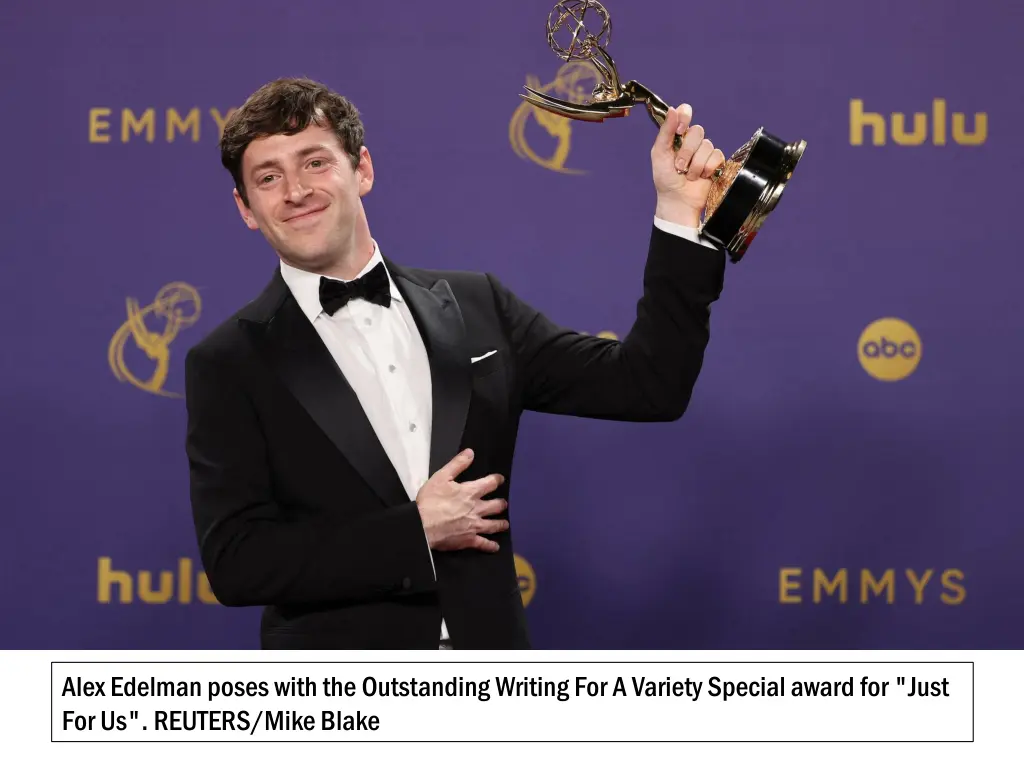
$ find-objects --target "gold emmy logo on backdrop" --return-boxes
[778,568,965,605]
[88,107,236,143]
[514,554,537,607]
[509,61,601,173]
[108,282,201,398]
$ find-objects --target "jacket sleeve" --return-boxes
[183,341,436,607]
[488,225,726,421]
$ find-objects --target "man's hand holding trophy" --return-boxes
[521,0,806,260]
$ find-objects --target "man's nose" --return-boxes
[285,179,312,203]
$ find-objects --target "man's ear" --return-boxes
[233,188,260,230]
[357,146,374,197]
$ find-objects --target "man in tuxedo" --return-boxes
[184,77,728,649]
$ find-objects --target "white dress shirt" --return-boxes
[277,220,713,647]
[653,217,719,248]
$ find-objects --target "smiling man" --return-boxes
[184,77,727,650]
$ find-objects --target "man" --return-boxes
[184,77,727,649]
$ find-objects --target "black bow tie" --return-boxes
[319,262,392,315]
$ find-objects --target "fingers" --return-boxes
[686,138,714,181]
[474,497,508,518]
[702,148,726,179]
[439,448,474,481]
[655,105,680,154]
[674,103,693,137]
[439,534,500,554]
[477,517,510,535]
[675,123,704,176]
[434,503,510,552]
[463,472,505,499]
[656,103,692,155]
[468,535,499,553]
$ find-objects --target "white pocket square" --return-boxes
[471,350,497,364]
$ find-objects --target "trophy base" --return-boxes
[699,129,807,262]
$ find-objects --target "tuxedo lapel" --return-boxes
[389,264,472,477]
[239,271,409,508]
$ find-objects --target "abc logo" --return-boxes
[514,554,536,607]
[858,318,921,381]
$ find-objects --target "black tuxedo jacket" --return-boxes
[184,225,725,649]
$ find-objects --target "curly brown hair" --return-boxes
[219,77,364,207]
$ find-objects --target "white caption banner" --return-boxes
[51,661,972,742]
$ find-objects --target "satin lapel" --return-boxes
[241,282,409,508]
[391,271,471,477]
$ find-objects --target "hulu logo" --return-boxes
[97,557,219,604]
[850,99,986,145]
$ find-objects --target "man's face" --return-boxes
[233,123,373,272]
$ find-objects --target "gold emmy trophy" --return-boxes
[521,0,806,260]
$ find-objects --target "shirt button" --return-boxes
[388,364,396,373]
[364,318,372,326]
[409,422,417,432]
[401,577,412,590]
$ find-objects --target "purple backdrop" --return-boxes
[2,0,1017,649]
